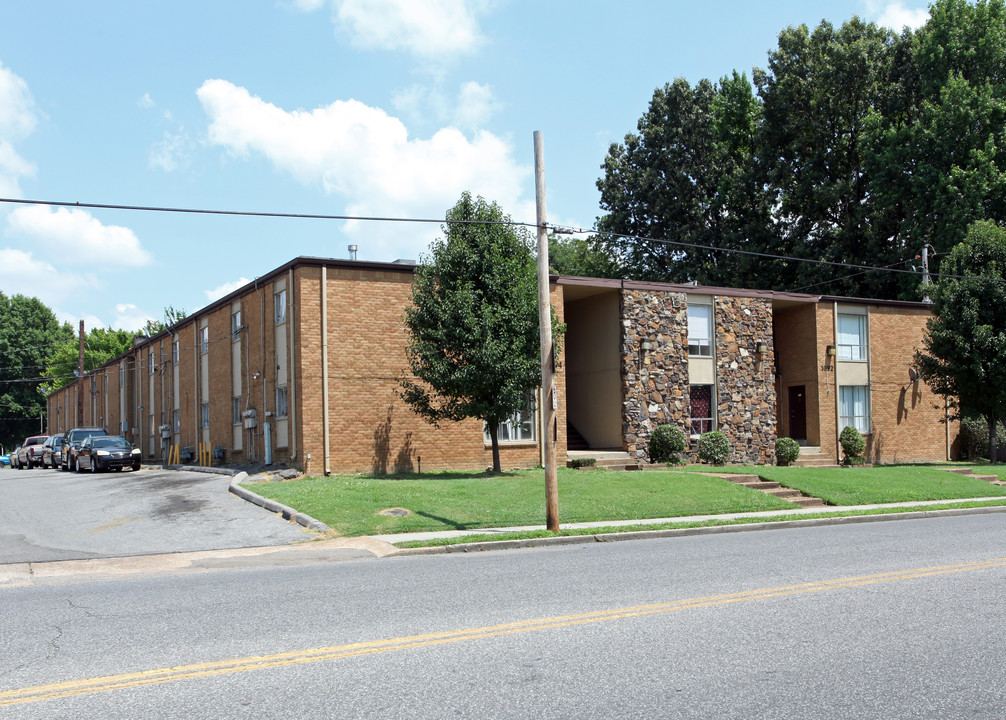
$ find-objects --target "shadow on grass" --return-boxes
[414,510,473,530]
[358,470,522,482]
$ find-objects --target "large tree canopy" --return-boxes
[0,293,73,451]
[399,192,542,472]
[596,0,1006,299]
[43,327,137,392]
[914,220,1006,462]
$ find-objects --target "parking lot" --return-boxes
[0,466,312,564]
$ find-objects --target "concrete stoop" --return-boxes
[793,446,841,468]
[715,473,828,509]
[567,451,640,472]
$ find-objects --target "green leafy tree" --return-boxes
[142,305,188,336]
[548,233,620,278]
[596,74,768,287]
[399,192,543,473]
[43,327,137,393]
[914,220,1006,463]
[0,293,73,451]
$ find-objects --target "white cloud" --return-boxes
[865,1,930,30]
[149,130,192,172]
[5,205,153,267]
[320,0,489,58]
[205,277,250,303]
[0,62,38,197]
[113,303,156,332]
[197,79,532,260]
[0,248,100,307]
[454,81,500,129]
[285,0,326,10]
[138,92,155,109]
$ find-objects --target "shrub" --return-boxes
[775,437,801,466]
[698,431,730,465]
[959,416,1006,461]
[567,457,596,469]
[839,425,866,465]
[648,424,686,464]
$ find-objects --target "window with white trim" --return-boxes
[231,311,242,341]
[148,349,154,374]
[172,409,181,433]
[275,290,287,325]
[200,326,209,355]
[840,385,870,434]
[172,339,180,365]
[201,402,210,428]
[276,386,289,418]
[689,384,715,436]
[233,397,241,425]
[688,304,713,357]
[837,314,867,361]
[484,392,537,443]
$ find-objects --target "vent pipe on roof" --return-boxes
[348,244,358,261]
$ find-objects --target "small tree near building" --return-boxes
[399,192,543,473]
[914,220,1006,463]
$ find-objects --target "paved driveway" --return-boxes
[0,466,311,564]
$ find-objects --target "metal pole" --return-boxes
[77,320,85,427]
[534,130,559,532]
[922,245,932,304]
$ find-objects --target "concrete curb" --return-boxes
[394,504,1006,555]
[228,472,331,534]
[163,464,237,476]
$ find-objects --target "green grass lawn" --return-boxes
[247,468,796,537]
[730,465,1006,505]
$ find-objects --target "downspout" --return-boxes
[288,268,297,461]
[193,325,198,456]
[946,395,951,461]
[261,281,270,465]
[833,301,841,463]
[321,266,331,475]
[866,308,873,463]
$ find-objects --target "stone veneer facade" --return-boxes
[620,290,777,464]
[621,289,688,459]
[713,296,776,464]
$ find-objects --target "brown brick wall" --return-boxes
[866,306,957,463]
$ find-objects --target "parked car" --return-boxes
[60,427,107,472]
[9,446,22,469]
[75,435,141,473]
[16,435,49,469]
[41,434,65,469]
[0,452,9,467]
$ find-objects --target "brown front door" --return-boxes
[788,385,807,441]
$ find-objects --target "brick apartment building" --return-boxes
[46,257,958,472]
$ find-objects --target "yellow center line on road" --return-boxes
[4,556,1005,707]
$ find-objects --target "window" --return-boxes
[275,290,287,325]
[149,414,154,437]
[148,349,154,375]
[690,385,715,435]
[233,397,242,424]
[201,402,210,428]
[200,326,209,355]
[484,392,536,443]
[118,365,124,387]
[276,386,289,418]
[688,304,713,357]
[837,314,867,361]
[840,386,870,434]
[231,311,242,341]
[172,409,181,433]
[172,339,180,365]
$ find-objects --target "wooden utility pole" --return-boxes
[77,320,85,427]
[534,130,559,532]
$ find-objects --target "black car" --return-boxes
[75,435,142,473]
[61,427,108,471]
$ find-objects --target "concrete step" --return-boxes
[790,496,828,508]
[766,488,803,499]
[947,468,975,475]
[973,474,1000,483]
[739,481,782,490]
[722,474,762,484]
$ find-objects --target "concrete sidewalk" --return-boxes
[369,496,1006,544]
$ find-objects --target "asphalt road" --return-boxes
[3,513,1006,718]
[0,466,310,563]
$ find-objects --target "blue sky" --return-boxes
[0,0,930,331]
